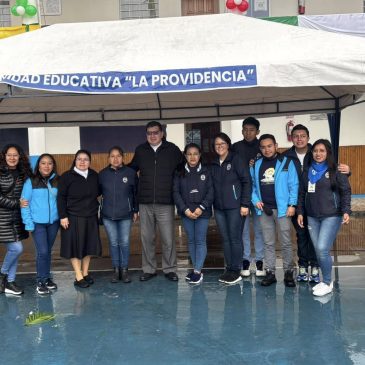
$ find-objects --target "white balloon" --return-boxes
[234,0,242,5]
[16,6,25,16]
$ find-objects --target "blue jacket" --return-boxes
[210,152,251,210]
[251,155,298,218]
[21,173,59,231]
[173,163,213,218]
[99,165,138,220]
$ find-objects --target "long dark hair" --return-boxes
[311,139,337,189]
[33,153,58,186]
[177,143,202,177]
[71,149,92,169]
[212,132,232,153]
[0,143,32,177]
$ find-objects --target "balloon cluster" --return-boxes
[226,0,249,12]
[11,0,37,17]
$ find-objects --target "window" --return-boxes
[120,0,159,20]
[0,1,10,27]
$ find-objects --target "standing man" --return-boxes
[282,124,350,283]
[232,117,265,277]
[251,134,298,287]
[130,121,182,282]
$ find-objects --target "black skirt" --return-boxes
[60,215,102,259]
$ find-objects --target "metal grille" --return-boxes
[0,1,10,27]
[120,0,159,20]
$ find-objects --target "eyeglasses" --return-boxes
[76,158,90,162]
[214,143,227,147]
[6,154,19,158]
[146,131,161,136]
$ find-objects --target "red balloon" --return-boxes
[237,0,249,12]
[226,0,236,10]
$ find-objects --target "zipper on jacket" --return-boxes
[333,192,338,209]
[153,156,157,204]
[47,184,51,223]
[232,185,238,200]
[113,170,117,219]
[128,198,131,212]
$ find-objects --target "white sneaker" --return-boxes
[240,269,251,277]
[313,282,333,297]
[312,282,326,292]
[255,261,265,277]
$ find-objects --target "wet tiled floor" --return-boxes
[0,267,365,365]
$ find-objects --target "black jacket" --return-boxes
[210,152,251,210]
[0,168,28,243]
[99,165,138,220]
[282,144,312,177]
[57,169,99,218]
[173,163,213,218]
[231,138,261,167]
[129,140,182,204]
[297,168,352,218]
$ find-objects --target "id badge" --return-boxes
[308,182,316,193]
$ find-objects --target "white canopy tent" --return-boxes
[0,13,364,128]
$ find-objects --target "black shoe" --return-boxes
[121,268,131,283]
[218,270,230,283]
[0,273,7,294]
[261,271,277,286]
[140,272,157,281]
[284,270,296,287]
[165,272,178,282]
[83,275,94,285]
[111,268,119,284]
[37,282,50,295]
[223,271,242,285]
[45,278,57,290]
[5,281,24,295]
[74,279,89,288]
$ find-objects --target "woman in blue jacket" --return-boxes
[210,133,251,285]
[173,143,214,285]
[99,146,138,284]
[297,139,351,297]
[21,153,59,295]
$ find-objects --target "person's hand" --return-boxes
[338,163,350,174]
[240,207,249,216]
[256,201,264,211]
[185,209,197,220]
[20,198,28,208]
[193,207,203,218]
[249,159,255,167]
[297,214,304,228]
[133,213,138,223]
[60,217,69,229]
[342,213,350,224]
[286,206,296,217]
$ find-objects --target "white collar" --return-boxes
[74,167,88,179]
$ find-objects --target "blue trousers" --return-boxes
[103,218,132,268]
[32,222,60,283]
[181,216,209,272]
[1,241,23,282]
[215,208,244,272]
[307,216,342,284]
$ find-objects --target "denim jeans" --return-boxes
[32,222,60,283]
[214,208,244,272]
[1,241,23,282]
[103,218,132,268]
[307,216,342,284]
[292,214,318,267]
[181,216,209,272]
[242,205,264,262]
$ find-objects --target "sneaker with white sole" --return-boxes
[185,271,194,281]
[309,267,320,283]
[255,261,265,277]
[312,282,328,292]
[190,272,203,285]
[36,282,50,295]
[218,271,230,283]
[240,260,251,277]
[297,267,308,282]
[5,281,24,295]
[224,271,242,285]
[313,282,333,297]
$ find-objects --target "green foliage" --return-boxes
[25,312,55,326]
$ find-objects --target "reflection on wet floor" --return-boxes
[0,267,364,365]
